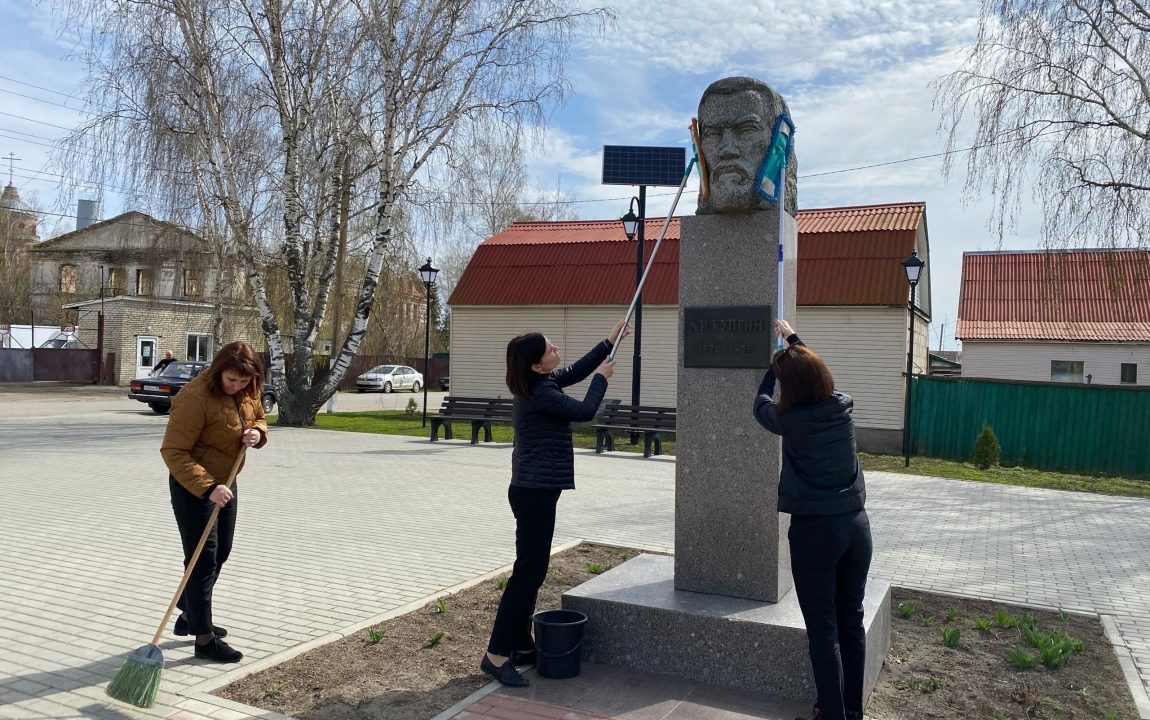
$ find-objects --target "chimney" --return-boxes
[76,199,99,230]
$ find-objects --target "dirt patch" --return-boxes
[218,544,641,720]
[219,548,1140,720]
[869,588,1138,720]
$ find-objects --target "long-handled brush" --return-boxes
[105,447,246,708]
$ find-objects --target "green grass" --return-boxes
[858,453,1150,498]
[274,411,1148,495]
[277,410,673,455]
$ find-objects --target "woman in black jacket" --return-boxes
[481,319,628,686]
[753,320,871,720]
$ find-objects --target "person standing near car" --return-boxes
[480,319,629,687]
[150,350,176,376]
[160,341,269,663]
[752,320,871,720]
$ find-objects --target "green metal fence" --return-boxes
[910,375,1150,477]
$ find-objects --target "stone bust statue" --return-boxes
[696,76,797,216]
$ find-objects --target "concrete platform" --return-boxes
[563,554,891,702]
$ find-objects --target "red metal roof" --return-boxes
[957,250,1150,341]
[449,203,925,307]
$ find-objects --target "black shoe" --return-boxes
[510,649,536,666]
[194,636,243,663]
[174,614,228,638]
[481,655,529,686]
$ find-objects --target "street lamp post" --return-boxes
[419,257,439,427]
[621,194,644,443]
[902,249,926,468]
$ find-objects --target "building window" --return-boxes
[108,267,126,296]
[186,333,211,362]
[183,269,202,298]
[136,269,154,296]
[1121,363,1138,385]
[1050,360,1084,383]
[58,264,77,293]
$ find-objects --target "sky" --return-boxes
[0,0,1048,351]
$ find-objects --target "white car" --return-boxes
[355,364,423,393]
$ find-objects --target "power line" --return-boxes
[0,110,77,131]
[0,87,93,115]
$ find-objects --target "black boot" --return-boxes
[481,655,529,686]
[175,614,228,638]
[194,636,243,663]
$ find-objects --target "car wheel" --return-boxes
[262,394,275,413]
[383,381,392,393]
[411,381,421,393]
[149,402,169,415]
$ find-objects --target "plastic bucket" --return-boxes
[531,609,588,679]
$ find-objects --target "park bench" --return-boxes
[429,396,514,444]
[594,404,677,458]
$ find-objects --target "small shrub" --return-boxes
[921,677,941,694]
[496,577,508,590]
[897,601,917,618]
[1021,612,1037,629]
[1103,710,1119,720]
[366,628,384,644]
[586,562,605,574]
[975,617,993,631]
[1006,647,1038,669]
[1059,609,1070,621]
[435,598,447,614]
[995,608,1020,629]
[426,631,445,647]
[973,423,1001,469]
[921,614,935,626]
[1075,687,1089,699]
[945,607,958,622]
[405,398,418,416]
[941,627,961,648]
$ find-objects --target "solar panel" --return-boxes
[602,145,686,187]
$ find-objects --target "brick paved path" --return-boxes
[1,400,1147,719]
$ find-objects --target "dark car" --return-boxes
[129,361,278,415]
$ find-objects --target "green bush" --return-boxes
[973,423,1001,470]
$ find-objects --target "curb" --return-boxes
[1101,615,1150,720]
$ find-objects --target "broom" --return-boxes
[106,447,246,708]
[755,113,795,350]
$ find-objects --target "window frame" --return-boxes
[1120,363,1138,385]
[1050,360,1085,384]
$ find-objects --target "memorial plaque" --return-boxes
[683,305,773,368]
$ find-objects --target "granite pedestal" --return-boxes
[564,554,892,702]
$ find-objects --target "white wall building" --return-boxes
[448,203,932,454]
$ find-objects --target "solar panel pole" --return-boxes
[634,188,645,407]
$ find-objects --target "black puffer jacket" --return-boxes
[752,339,866,516]
[511,340,612,490]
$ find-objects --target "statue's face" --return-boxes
[699,90,769,212]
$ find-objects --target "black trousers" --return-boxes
[169,475,237,636]
[487,484,562,656]
[788,509,873,720]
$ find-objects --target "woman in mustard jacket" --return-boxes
[161,341,269,663]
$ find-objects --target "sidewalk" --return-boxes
[2,403,1149,719]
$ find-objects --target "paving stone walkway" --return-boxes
[1,399,1148,720]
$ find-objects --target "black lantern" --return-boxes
[901,249,925,467]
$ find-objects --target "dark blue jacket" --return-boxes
[511,340,613,490]
[752,337,866,516]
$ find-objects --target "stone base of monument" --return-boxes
[562,554,891,703]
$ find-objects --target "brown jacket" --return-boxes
[161,373,269,497]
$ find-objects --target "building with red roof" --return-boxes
[957,249,1150,385]
[448,202,931,453]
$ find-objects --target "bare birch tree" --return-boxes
[56,0,607,424]
[935,0,1150,247]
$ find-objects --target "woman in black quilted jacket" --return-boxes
[480,319,629,687]
[753,319,871,720]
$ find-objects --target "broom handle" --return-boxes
[609,168,692,363]
[150,447,246,645]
